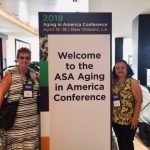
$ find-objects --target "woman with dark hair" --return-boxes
[112,60,143,150]
[0,47,40,149]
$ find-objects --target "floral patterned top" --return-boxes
[112,77,135,125]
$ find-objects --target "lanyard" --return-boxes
[18,68,34,98]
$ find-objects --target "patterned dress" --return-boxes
[0,67,40,150]
[112,77,135,125]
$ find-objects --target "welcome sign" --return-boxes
[39,13,111,150]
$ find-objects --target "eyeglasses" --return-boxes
[19,56,31,60]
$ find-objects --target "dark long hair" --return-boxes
[112,60,134,79]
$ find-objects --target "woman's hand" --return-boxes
[129,117,138,129]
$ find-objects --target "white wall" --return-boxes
[6,36,16,67]
[89,0,150,38]
[123,38,132,64]
[54,0,89,12]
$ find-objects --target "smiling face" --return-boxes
[17,52,31,70]
[115,62,127,79]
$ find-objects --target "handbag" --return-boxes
[0,97,19,131]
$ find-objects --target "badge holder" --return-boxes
[23,83,33,99]
[112,93,121,107]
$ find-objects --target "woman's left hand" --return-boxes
[129,117,138,129]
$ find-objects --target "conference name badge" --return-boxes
[23,84,33,98]
[112,93,121,107]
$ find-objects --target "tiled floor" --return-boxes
[112,135,150,150]
[134,136,150,150]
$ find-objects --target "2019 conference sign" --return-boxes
[39,12,111,150]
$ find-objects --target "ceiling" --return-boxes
[0,0,150,37]
[0,0,59,36]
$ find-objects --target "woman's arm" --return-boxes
[0,71,11,108]
[130,79,143,129]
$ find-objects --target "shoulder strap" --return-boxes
[141,101,150,111]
